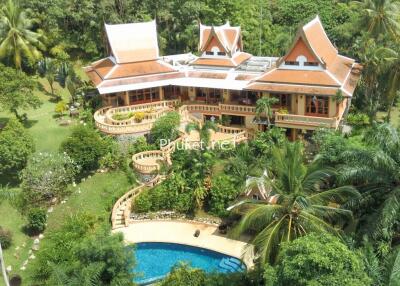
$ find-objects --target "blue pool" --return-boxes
[131,242,246,285]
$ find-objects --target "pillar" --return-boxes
[297,95,305,115]
[124,91,130,106]
[223,89,229,103]
[328,97,336,117]
[159,86,164,101]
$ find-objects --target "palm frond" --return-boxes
[308,185,360,205]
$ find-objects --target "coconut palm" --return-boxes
[0,0,44,69]
[353,0,400,39]
[233,141,360,264]
[340,123,400,244]
[255,97,279,126]
[185,120,218,146]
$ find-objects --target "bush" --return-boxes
[0,227,13,249]
[149,111,180,147]
[207,174,241,217]
[160,263,206,286]
[99,137,124,170]
[133,173,194,214]
[128,136,156,156]
[26,208,47,234]
[20,152,79,206]
[54,101,68,116]
[0,119,35,175]
[274,233,372,286]
[347,112,370,128]
[60,125,107,172]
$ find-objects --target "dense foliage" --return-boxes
[273,233,372,286]
[60,125,107,172]
[0,119,35,175]
[149,111,180,147]
[30,213,135,285]
[0,226,12,249]
[0,63,41,120]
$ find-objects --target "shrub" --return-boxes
[133,111,145,122]
[54,101,68,116]
[0,227,13,249]
[160,263,206,286]
[149,111,180,147]
[347,112,370,128]
[133,174,194,214]
[26,208,47,234]
[0,119,35,175]
[60,125,107,172]
[207,174,241,217]
[99,137,124,170]
[128,136,156,156]
[20,152,79,206]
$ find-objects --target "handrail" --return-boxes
[275,112,338,128]
[111,174,166,229]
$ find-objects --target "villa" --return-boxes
[85,16,362,140]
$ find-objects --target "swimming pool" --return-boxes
[131,242,246,285]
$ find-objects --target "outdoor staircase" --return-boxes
[113,199,131,228]
[218,257,246,273]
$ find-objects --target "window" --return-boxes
[205,51,214,56]
[217,51,226,56]
[284,61,299,66]
[196,88,221,103]
[304,62,318,66]
[272,94,290,108]
[252,194,260,200]
[129,88,160,103]
[164,86,180,100]
[306,96,329,116]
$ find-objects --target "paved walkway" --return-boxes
[113,220,255,268]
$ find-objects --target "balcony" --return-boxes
[274,113,340,129]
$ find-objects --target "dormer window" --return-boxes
[205,51,214,56]
[211,46,220,56]
[285,61,299,66]
[217,51,226,56]
[304,62,318,66]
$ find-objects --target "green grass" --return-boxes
[0,201,32,276]
[46,171,133,231]
[377,103,400,128]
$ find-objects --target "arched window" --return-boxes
[296,55,307,66]
[211,46,220,56]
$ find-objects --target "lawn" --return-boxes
[377,102,400,128]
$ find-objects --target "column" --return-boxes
[159,86,164,101]
[124,91,130,106]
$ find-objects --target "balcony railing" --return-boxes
[275,113,339,129]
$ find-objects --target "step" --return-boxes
[227,258,245,270]
[218,259,236,273]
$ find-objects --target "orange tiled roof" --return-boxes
[191,52,251,68]
[257,69,340,87]
[251,16,361,96]
[199,22,241,54]
[246,82,340,96]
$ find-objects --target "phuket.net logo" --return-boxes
[159,137,238,151]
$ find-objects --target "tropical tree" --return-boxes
[353,0,400,39]
[233,141,360,264]
[185,120,218,146]
[0,63,41,121]
[255,97,279,126]
[0,0,44,69]
[340,124,400,249]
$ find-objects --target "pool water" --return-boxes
[131,242,246,285]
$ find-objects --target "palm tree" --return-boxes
[185,120,218,146]
[233,141,359,264]
[377,46,400,121]
[38,58,58,97]
[357,38,387,122]
[353,0,400,39]
[255,97,279,126]
[0,0,44,69]
[340,123,400,246]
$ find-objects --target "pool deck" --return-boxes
[113,220,255,268]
